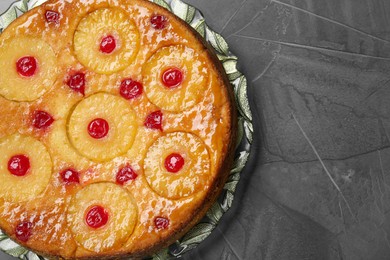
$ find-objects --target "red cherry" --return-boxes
[8,155,30,177]
[60,168,80,184]
[119,78,143,100]
[32,110,54,129]
[15,222,33,242]
[116,165,138,185]
[154,217,169,230]
[161,68,183,88]
[100,35,117,54]
[144,110,163,131]
[16,56,37,77]
[150,14,168,30]
[67,72,86,95]
[88,118,110,139]
[85,206,109,229]
[45,10,60,24]
[164,153,185,173]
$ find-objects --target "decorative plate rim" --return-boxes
[0,0,253,259]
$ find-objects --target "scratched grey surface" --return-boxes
[1,0,390,259]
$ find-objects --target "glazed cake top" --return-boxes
[0,0,235,258]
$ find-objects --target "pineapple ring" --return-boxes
[144,132,211,199]
[73,8,140,74]
[67,92,138,162]
[142,45,209,112]
[0,134,52,202]
[0,37,57,102]
[67,182,138,252]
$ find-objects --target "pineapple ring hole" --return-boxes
[161,67,184,89]
[16,56,37,77]
[99,35,117,54]
[87,118,110,139]
[7,154,30,177]
[85,205,109,229]
[164,153,185,173]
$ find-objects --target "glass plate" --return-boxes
[0,0,253,259]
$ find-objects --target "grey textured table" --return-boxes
[1,0,390,259]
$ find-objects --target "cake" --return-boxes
[0,0,237,258]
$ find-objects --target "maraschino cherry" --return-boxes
[8,155,30,177]
[60,168,80,184]
[15,222,33,242]
[164,153,185,173]
[85,206,109,229]
[154,217,169,230]
[161,68,183,88]
[45,10,60,24]
[116,165,138,185]
[150,14,168,30]
[120,78,143,100]
[88,118,109,139]
[32,110,54,129]
[67,72,86,95]
[100,35,116,54]
[144,111,163,131]
[16,56,37,77]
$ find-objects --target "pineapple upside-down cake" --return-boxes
[0,0,237,258]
